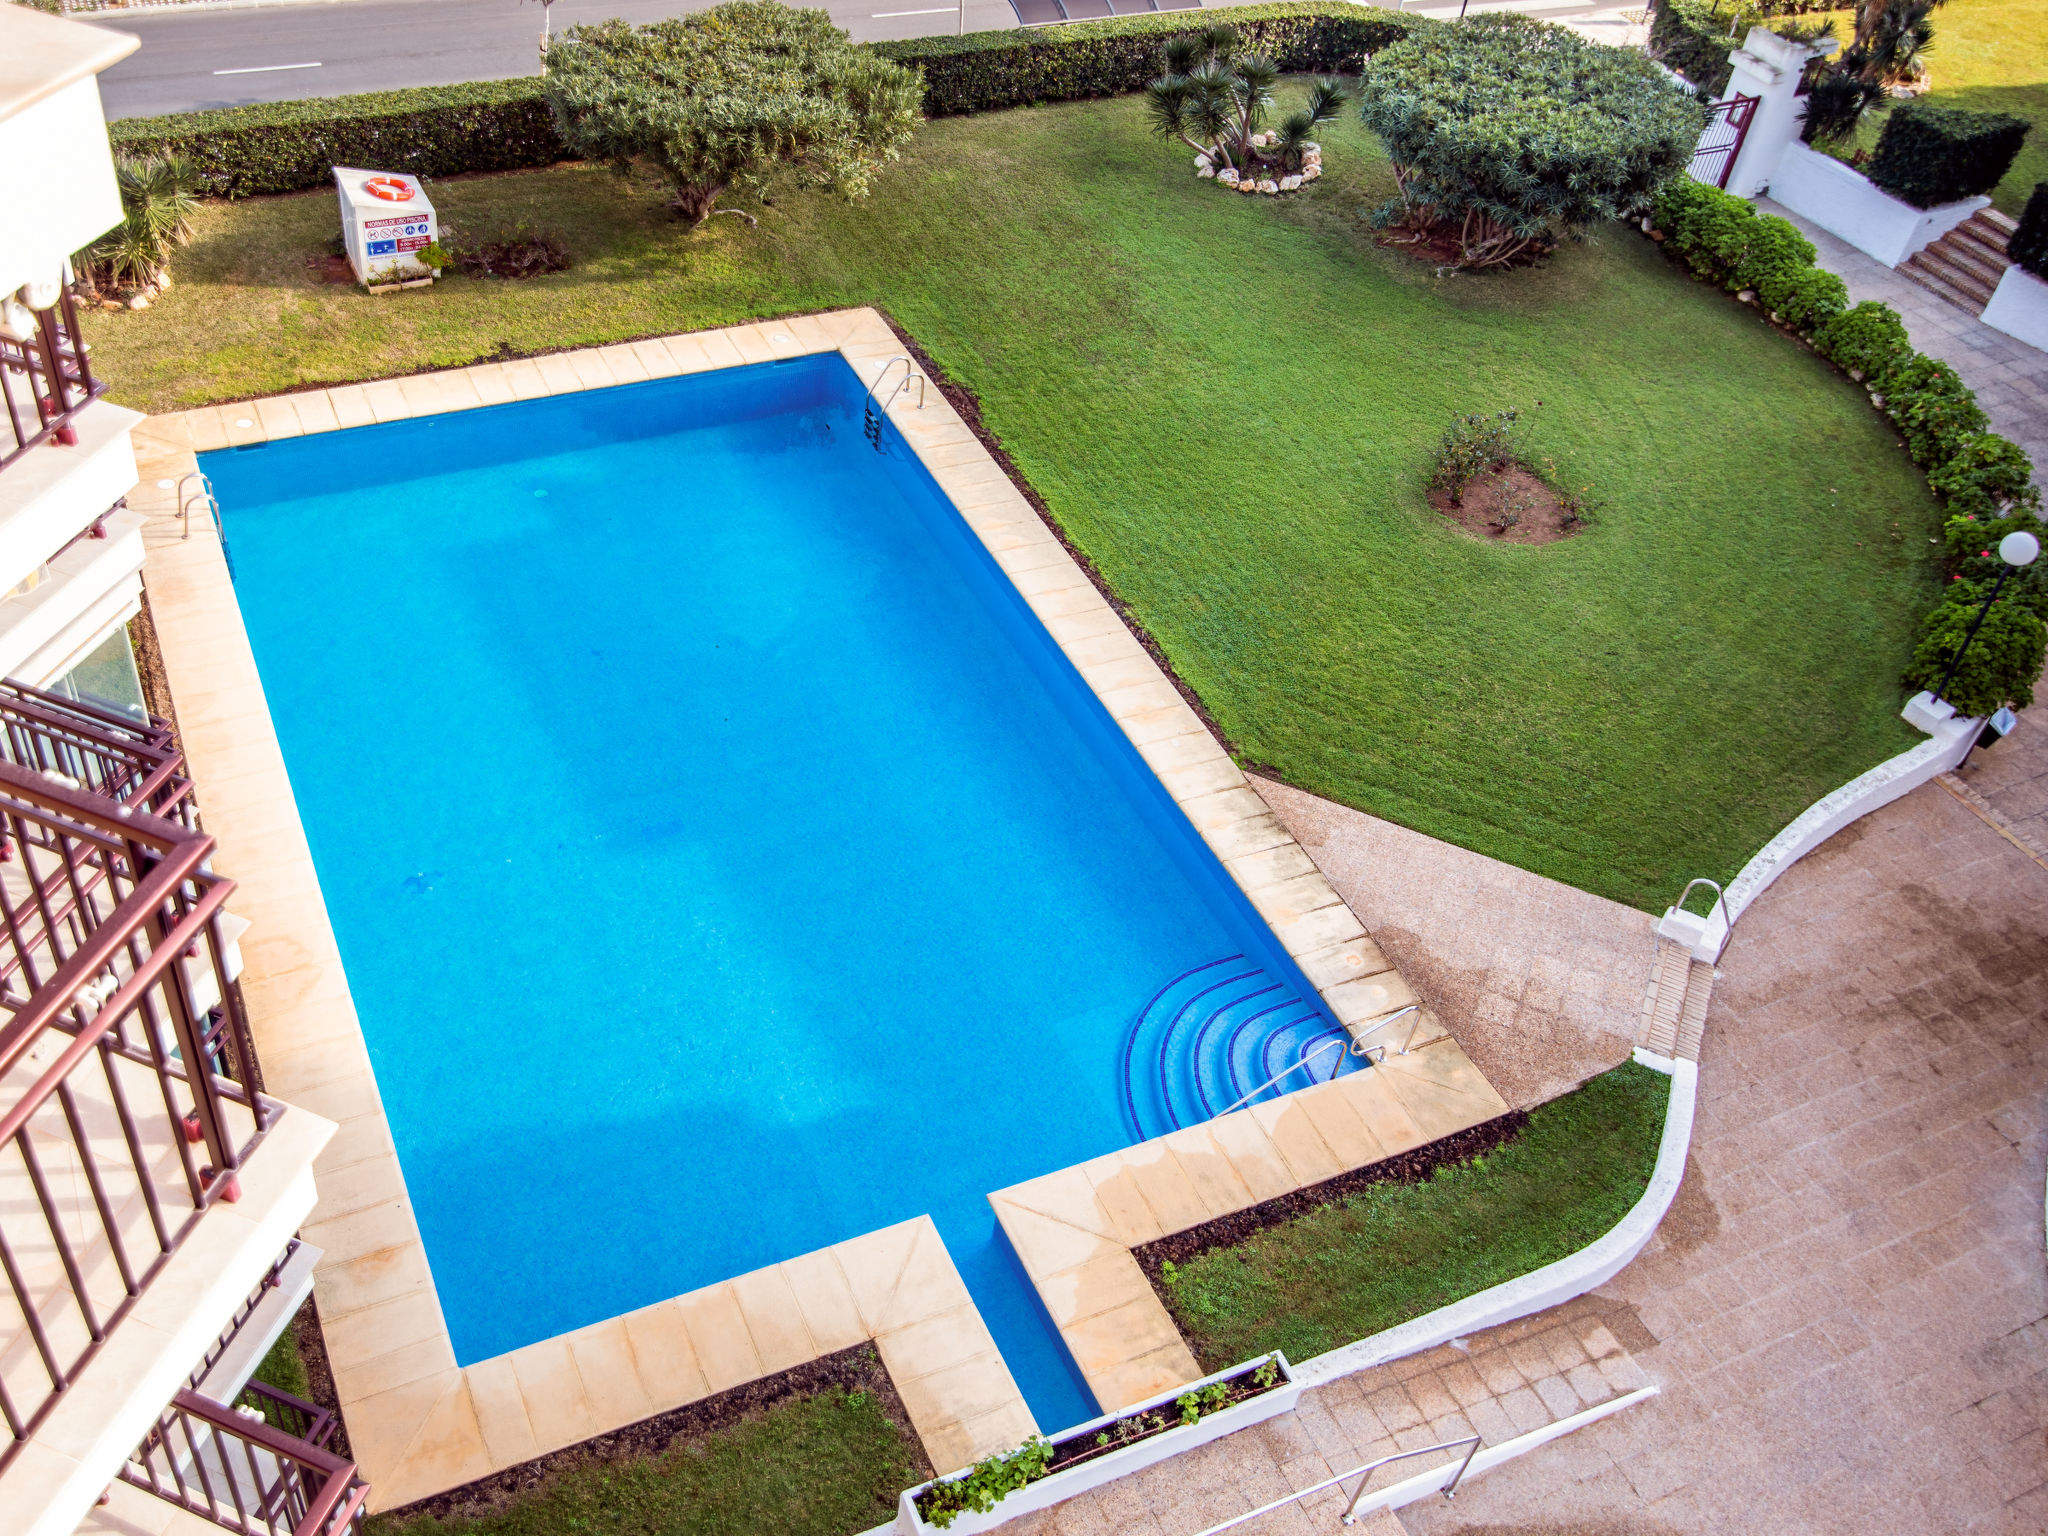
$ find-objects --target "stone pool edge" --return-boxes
[128,307,1506,1506]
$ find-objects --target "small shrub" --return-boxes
[1811,300,1912,384]
[1755,263,1848,329]
[1729,212,1815,293]
[1676,186,1758,281]
[1927,433,2042,517]
[2009,182,2048,280]
[1903,585,2048,715]
[1647,0,1737,96]
[1882,354,1989,468]
[1429,409,1519,505]
[1938,509,2048,603]
[1865,100,2031,209]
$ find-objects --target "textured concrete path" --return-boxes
[1251,776,1644,1111]
[1396,770,2048,1533]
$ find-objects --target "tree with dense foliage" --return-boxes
[1357,15,1704,270]
[1145,25,1350,178]
[543,3,922,226]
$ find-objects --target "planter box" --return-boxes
[1982,264,2048,352]
[895,1353,1301,1534]
[1768,141,1988,267]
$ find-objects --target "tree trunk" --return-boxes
[671,181,729,226]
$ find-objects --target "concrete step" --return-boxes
[1674,960,1713,1062]
[1638,938,1692,1058]
[1981,206,2020,236]
[1935,233,2012,284]
[1900,248,1998,315]
[1954,216,2011,262]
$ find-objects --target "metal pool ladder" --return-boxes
[178,471,234,581]
[862,356,926,452]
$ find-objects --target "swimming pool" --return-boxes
[202,352,1342,1433]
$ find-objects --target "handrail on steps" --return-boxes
[1189,1434,1483,1535]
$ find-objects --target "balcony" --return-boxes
[2,289,104,474]
[0,683,349,1536]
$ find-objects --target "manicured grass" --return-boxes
[91,89,1940,908]
[1160,1062,1671,1372]
[249,1317,312,1400]
[1819,0,2048,214]
[365,1387,924,1536]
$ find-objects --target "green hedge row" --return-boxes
[109,3,1422,198]
[2012,183,2048,279]
[110,78,562,199]
[1651,176,2047,716]
[871,3,1424,117]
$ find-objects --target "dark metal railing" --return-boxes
[0,759,277,1471]
[0,679,193,825]
[188,1239,303,1396]
[235,1377,338,1451]
[122,1389,367,1536]
[0,287,105,473]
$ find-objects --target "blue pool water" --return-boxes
[203,354,1339,1433]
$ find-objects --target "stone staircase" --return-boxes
[1639,938,1712,1062]
[1899,208,2018,316]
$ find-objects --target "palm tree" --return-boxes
[1145,27,1350,178]
[90,155,204,292]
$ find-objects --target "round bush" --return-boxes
[1357,13,1705,269]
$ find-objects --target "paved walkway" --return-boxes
[1397,772,2048,1532]
[1251,776,1643,1112]
[1762,197,2048,479]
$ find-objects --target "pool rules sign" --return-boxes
[334,167,440,289]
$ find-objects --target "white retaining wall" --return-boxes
[1768,142,1989,267]
[1983,264,2048,352]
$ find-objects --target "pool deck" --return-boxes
[127,308,1506,1508]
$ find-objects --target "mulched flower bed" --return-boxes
[1428,462,1590,545]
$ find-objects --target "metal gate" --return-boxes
[1688,94,1759,190]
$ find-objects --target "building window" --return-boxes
[53,625,148,722]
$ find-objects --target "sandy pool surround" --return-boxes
[130,309,1504,1507]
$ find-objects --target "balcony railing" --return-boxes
[121,1389,367,1536]
[1,287,105,473]
[0,679,194,825]
[0,755,276,1468]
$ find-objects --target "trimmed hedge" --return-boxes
[872,3,1425,118]
[111,79,562,200]
[1652,174,2047,716]
[1865,101,2030,210]
[2010,182,2048,280]
[110,3,1424,198]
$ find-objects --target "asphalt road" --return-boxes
[88,0,1024,119]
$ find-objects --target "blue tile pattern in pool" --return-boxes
[202,352,1336,1434]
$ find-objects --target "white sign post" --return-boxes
[333,166,440,291]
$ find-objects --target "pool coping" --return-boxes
[129,307,1506,1505]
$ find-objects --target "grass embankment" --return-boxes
[1819,0,2048,214]
[366,1387,923,1536]
[92,89,1940,909]
[1161,1062,1671,1371]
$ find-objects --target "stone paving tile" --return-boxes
[1251,777,1644,1109]
[1397,772,2048,1534]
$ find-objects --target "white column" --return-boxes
[1717,27,1829,200]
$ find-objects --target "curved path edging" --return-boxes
[1291,1054,1697,1390]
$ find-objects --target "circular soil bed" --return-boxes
[1428,462,1588,545]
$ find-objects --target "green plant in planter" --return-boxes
[2009,183,2048,280]
[1175,1381,1232,1425]
[917,1436,1055,1529]
[1811,300,1913,384]
[1865,100,2030,210]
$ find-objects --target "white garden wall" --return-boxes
[1983,264,2048,351]
[1768,142,1989,267]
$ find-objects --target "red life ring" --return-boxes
[363,176,415,202]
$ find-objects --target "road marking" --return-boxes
[871,6,954,13]
[213,62,323,75]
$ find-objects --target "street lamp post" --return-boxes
[1934,529,2042,706]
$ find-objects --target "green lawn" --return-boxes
[367,1386,923,1536]
[1160,1062,1671,1371]
[92,88,1940,909]
[1820,0,2048,214]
